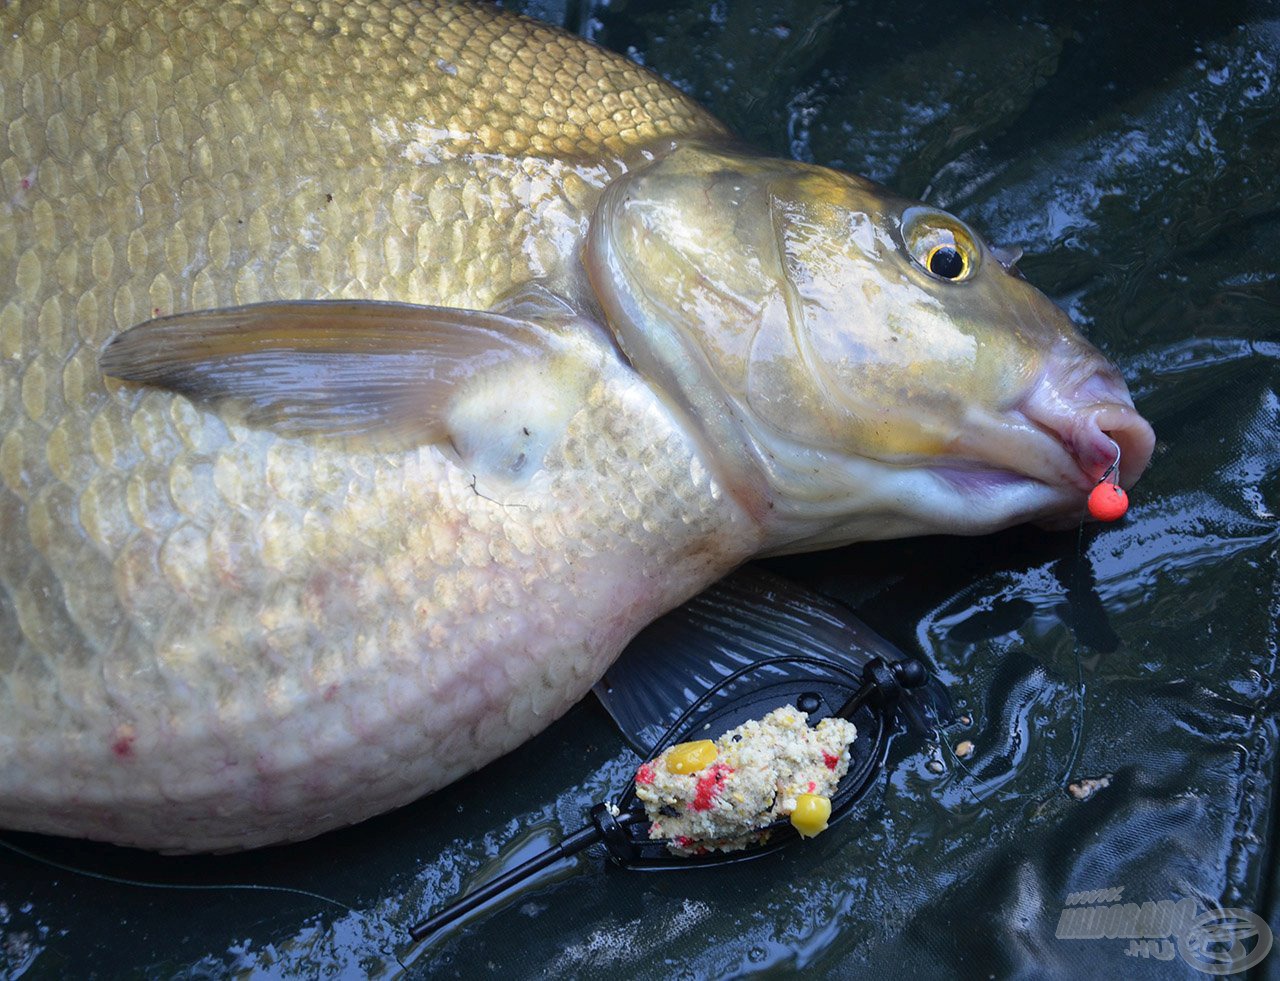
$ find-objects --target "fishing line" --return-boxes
[0,835,353,911]
[0,836,414,973]
[940,438,1127,801]
[1058,519,1090,790]
[934,725,987,808]
[1059,437,1125,790]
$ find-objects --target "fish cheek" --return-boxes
[748,192,965,457]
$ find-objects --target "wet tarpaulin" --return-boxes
[1,0,1278,977]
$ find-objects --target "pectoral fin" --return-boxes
[99,300,563,450]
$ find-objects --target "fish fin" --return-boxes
[989,243,1024,272]
[594,566,952,754]
[99,300,570,449]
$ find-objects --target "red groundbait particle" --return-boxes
[635,763,655,785]
[822,751,840,771]
[691,762,734,811]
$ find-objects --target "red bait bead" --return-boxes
[1088,482,1129,521]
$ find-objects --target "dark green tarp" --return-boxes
[2,0,1277,977]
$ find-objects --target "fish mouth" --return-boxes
[1034,399,1155,531]
[938,366,1156,527]
[1020,372,1156,494]
[1055,399,1156,491]
[923,460,1075,534]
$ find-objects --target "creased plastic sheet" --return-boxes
[1,1,1277,977]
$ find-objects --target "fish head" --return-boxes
[586,144,1155,551]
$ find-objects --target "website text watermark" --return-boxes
[1055,887,1272,974]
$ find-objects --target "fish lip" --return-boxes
[954,361,1157,504]
[947,409,1095,500]
[928,462,1075,515]
[936,408,1146,514]
[1017,366,1157,492]
[929,462,1050,494]
[1011,410,1104,493]
[910,461,1082,536]
[931,397,1154,524]
[1077,400,1156,490]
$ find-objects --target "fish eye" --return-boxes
[926,244,966,279]
[901,207,979,283]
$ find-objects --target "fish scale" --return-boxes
[0,0,751,850]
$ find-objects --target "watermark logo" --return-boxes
[1179,908,1272,975]
[1055,886,1272,974]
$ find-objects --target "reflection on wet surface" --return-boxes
[3,0,1278,976]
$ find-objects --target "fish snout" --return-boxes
[1021,364,1156,493]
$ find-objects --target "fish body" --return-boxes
[0,0,1153,850]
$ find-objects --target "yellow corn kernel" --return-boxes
[665,739,718,774]
[790,794,832,838]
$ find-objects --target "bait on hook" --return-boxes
[1086,438,1129,521]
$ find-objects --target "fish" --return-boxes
[0,0,1155,852]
